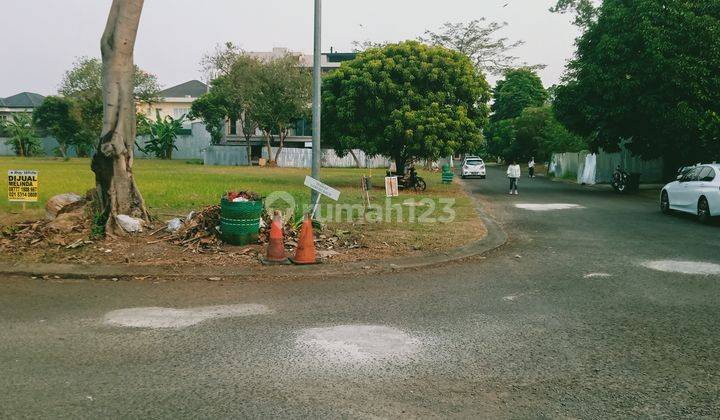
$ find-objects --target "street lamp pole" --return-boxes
[311,0,322,204]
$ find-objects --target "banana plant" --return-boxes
[137,110,186,159]
[2,113,42,157]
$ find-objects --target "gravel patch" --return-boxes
[296,324,422,363]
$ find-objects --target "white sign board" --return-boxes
[385,176,399,197]
[304,176,341,201]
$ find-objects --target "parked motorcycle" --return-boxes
[386,166,428,193]
[612,166,630,193]
[405,167,428,192]
[612,166,641,194]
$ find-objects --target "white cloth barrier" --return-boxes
[579,153,597,185]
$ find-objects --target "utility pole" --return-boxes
[311,0,322,205]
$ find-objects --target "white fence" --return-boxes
[203,145,391,168]
[262,147,391,168]
[1,121,396,170]
[551,148,664,184]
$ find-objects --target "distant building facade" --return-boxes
[0,92,45,122]
[245,47,355,72]
[138,80,208,127]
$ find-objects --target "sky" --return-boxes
[0,0,580,97]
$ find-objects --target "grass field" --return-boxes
[0,157,485,252]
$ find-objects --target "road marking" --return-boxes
[296,325,420,363]
[641,260,720,276]
[103,304,272,329]
[515,203,584,211]
[502,289,540,301]
[584,272,612,279]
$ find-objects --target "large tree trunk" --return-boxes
[91,0,149,234]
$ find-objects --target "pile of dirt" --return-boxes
[155,205,223,252]
[0,199,92,251]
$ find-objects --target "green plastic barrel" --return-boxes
[220,198,263,245]
[442,169,455,184]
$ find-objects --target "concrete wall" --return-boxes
[1,123,211,160]
[204,145,250,166]
[135,122,211,160]
[0,136,74,157]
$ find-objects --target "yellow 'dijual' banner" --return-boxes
[7,170,39,202]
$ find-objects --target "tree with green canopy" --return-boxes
[213,55,263,164]
[58,56,162,156]
[323,41,491,173]
[60,56,162,106]
[550,0,600,29]
[486,106,584,162]
[513,106,585,161]
[32,96,83,158]
[251,55,311,164]
[553,0,720,171]
[491,68,548,122]
[189,90,229,146]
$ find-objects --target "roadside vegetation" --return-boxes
[484,68,585,162]
[0,157,485,257]
[323,41,490,174]
[552,0,720,172]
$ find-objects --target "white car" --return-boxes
[461,158,486,179]
[462,155,480,167]
[661,163,720,223]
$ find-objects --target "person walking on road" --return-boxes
[507,160,521,195]
[528,157,536,178]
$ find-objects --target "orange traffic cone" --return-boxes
[291,214,318,265]
[262,211,290,265]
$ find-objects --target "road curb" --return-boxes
[0,186,507,281]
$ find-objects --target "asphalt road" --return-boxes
[2,166,719,419]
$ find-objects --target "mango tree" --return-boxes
[323,41,491,173]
